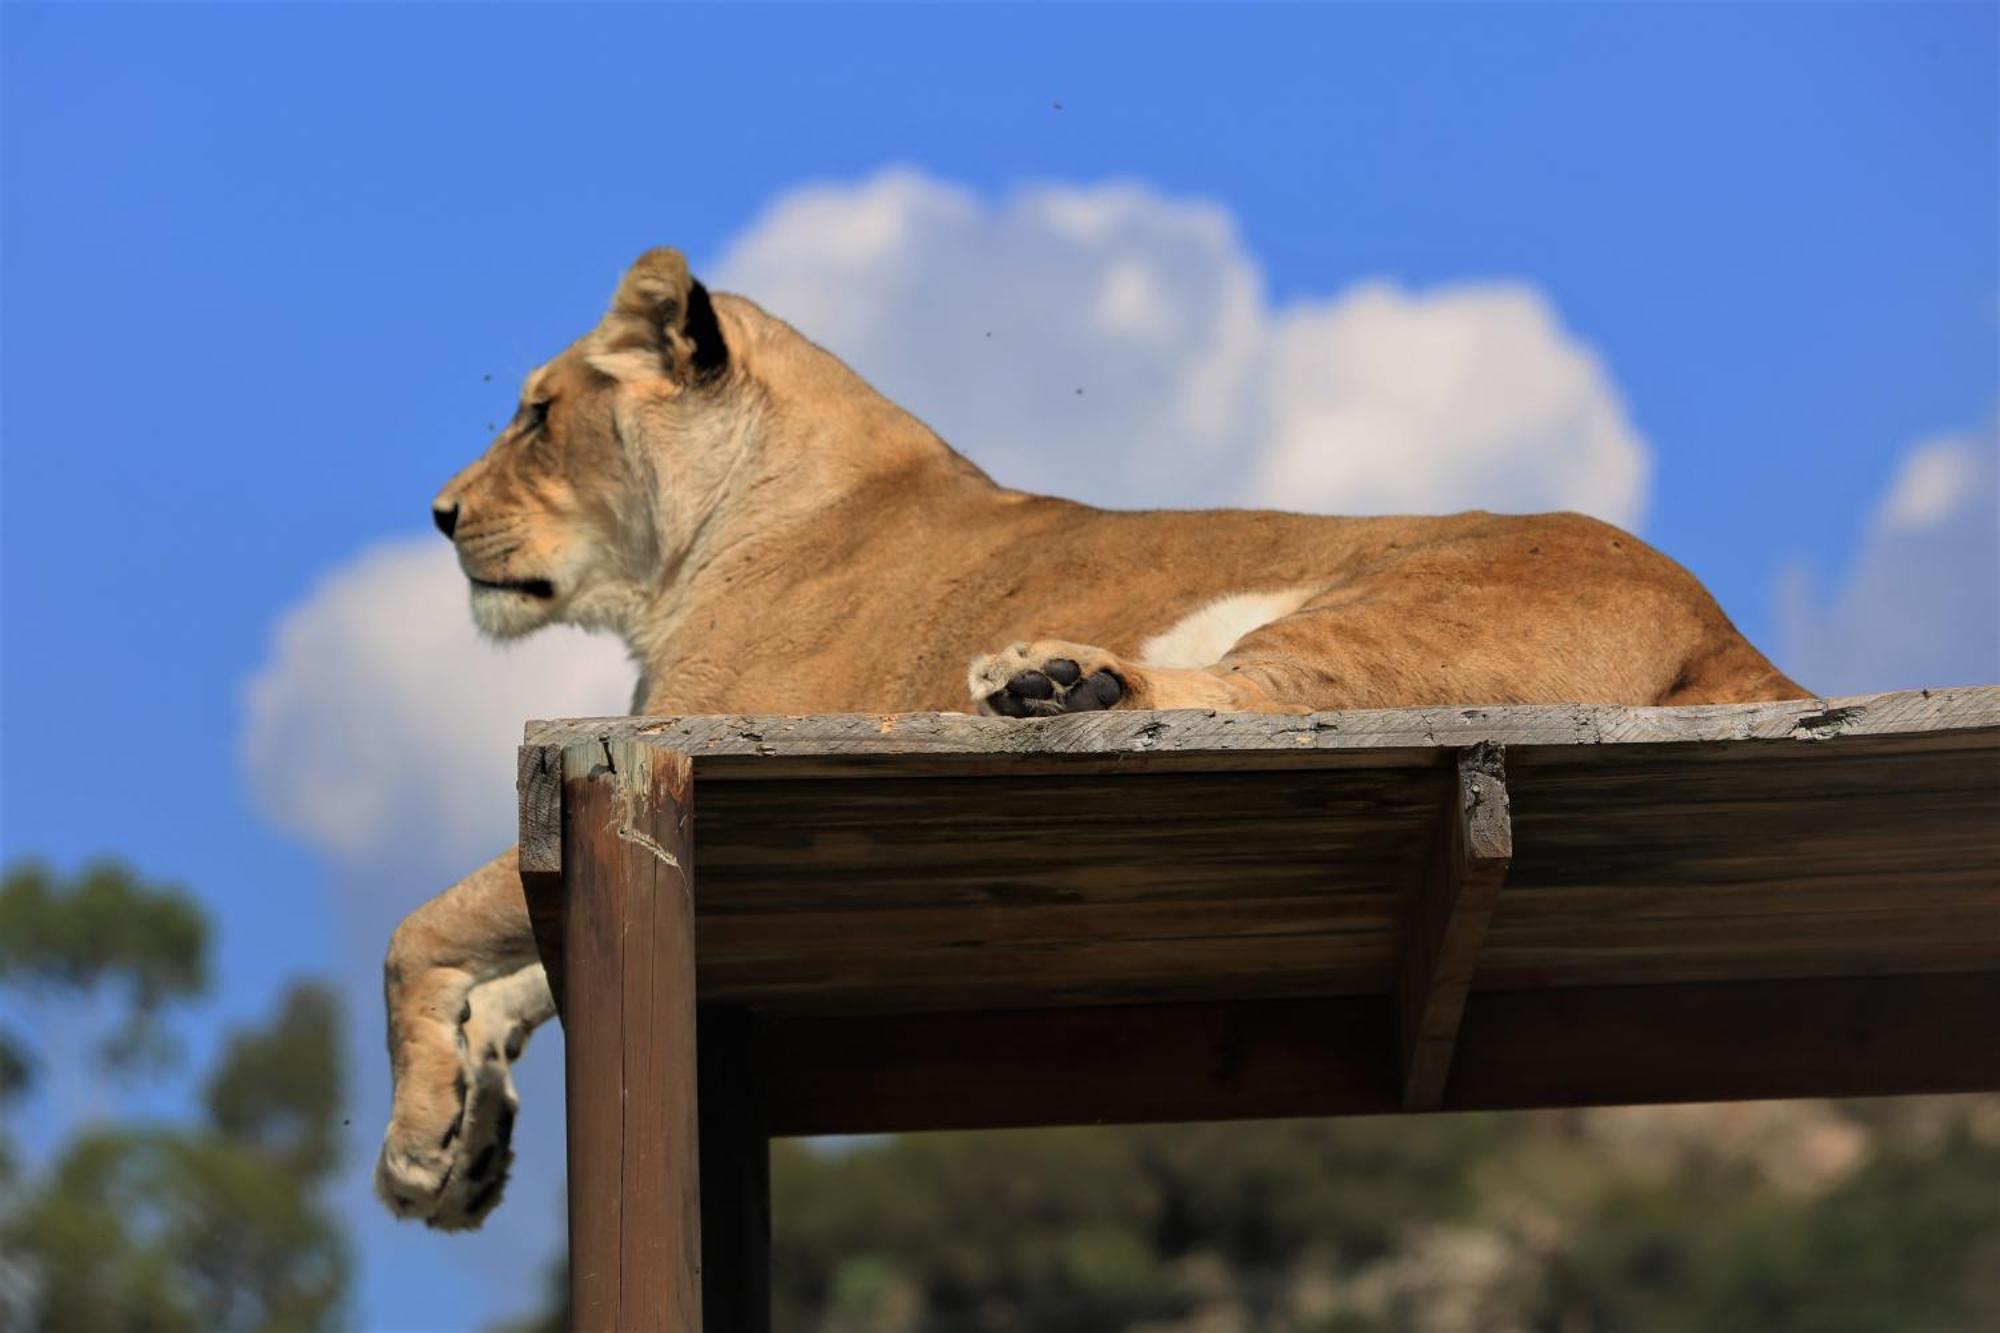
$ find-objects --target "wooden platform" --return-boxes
[518,686,2000,1332]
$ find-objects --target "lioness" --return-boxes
[376,247,1806,1229]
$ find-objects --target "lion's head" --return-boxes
[432,248,742,639]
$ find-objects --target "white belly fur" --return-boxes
[1137,588,1315,670]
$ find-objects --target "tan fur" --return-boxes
[378,247,1809,1228]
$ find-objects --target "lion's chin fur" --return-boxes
[468,584,560,640]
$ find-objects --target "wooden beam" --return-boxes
[1398,744,1513,1109]
[698,1007,771,1333]
[757,971,2000,1136]
[520,687,2000,1016]
[524,685,2000,771]
[562,742,702,1333]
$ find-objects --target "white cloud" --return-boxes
[240,536,633,878]
[1255,282,1647,522]
[1778,422,1999,694]
[716,171,1268,508]
[715,167,1650,524]
[1879,435,1988,531]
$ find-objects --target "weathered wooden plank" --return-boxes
[696,894,1403,959]
[520,693,1999,1016]
[1399,745,1512,1110]
[688,764,1439,917]
[697,1007,770,1333]
[518,743,564,875]
[758,971,2000,1136]
[524,686,2000,770]
[1485,906,2000,955]
[697,936,1399,1012]
[562,742,702,1333]
[1495,882,2000,924]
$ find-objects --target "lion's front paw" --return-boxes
[375,1045,519,1232]
[970,640,1131,717]
[376,968,547,1231]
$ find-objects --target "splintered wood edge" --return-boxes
[523,685,2000,759]
[518,744,565,877]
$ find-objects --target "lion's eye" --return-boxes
[527,400,551,431]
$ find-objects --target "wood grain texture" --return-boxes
[523,686,2000,775]
[562,742,702,1333]
[518,743,564,876]
[520,688,1999,1015]
[1399,745,1513,1110]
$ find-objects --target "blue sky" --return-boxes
[3,4,1995,1329]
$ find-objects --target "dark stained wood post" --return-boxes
[1398,744,1512,1110]
[561,740,703,1332]
[698,1006,771,1332]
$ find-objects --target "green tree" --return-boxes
[765,1115,1512,1333]
[0,858,205,1081]
[729,1104,2000,1333]
[1545,1122,2000,1333]
[0,860,349,1332]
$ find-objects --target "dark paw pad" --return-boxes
[463,1178,503,1221]
[988,660,1124,717]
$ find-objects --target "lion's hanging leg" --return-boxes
[375,847,547,1230]
[375,962,554,1231]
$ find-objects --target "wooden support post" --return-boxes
[517,743,567,1015]
[1398,743,1512,1110]
[698,1006,772,1333]
[562,741,703,1332]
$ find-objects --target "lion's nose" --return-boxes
[432,503,460,539]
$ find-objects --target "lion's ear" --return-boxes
[594,247,728,382]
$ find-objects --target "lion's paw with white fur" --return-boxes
[375,969,545,1231]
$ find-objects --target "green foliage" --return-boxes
[204,985,344,1179]
[0,859,207,1072]
[1549,1127,2000,1333]
[0,858,349,1333]
[769,1116,1508,1332]
[0,1032,28,1104]
[5,1109,347,1332]
[750,1102,2000,1333]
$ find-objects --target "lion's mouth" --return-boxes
[469,576,557,600]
